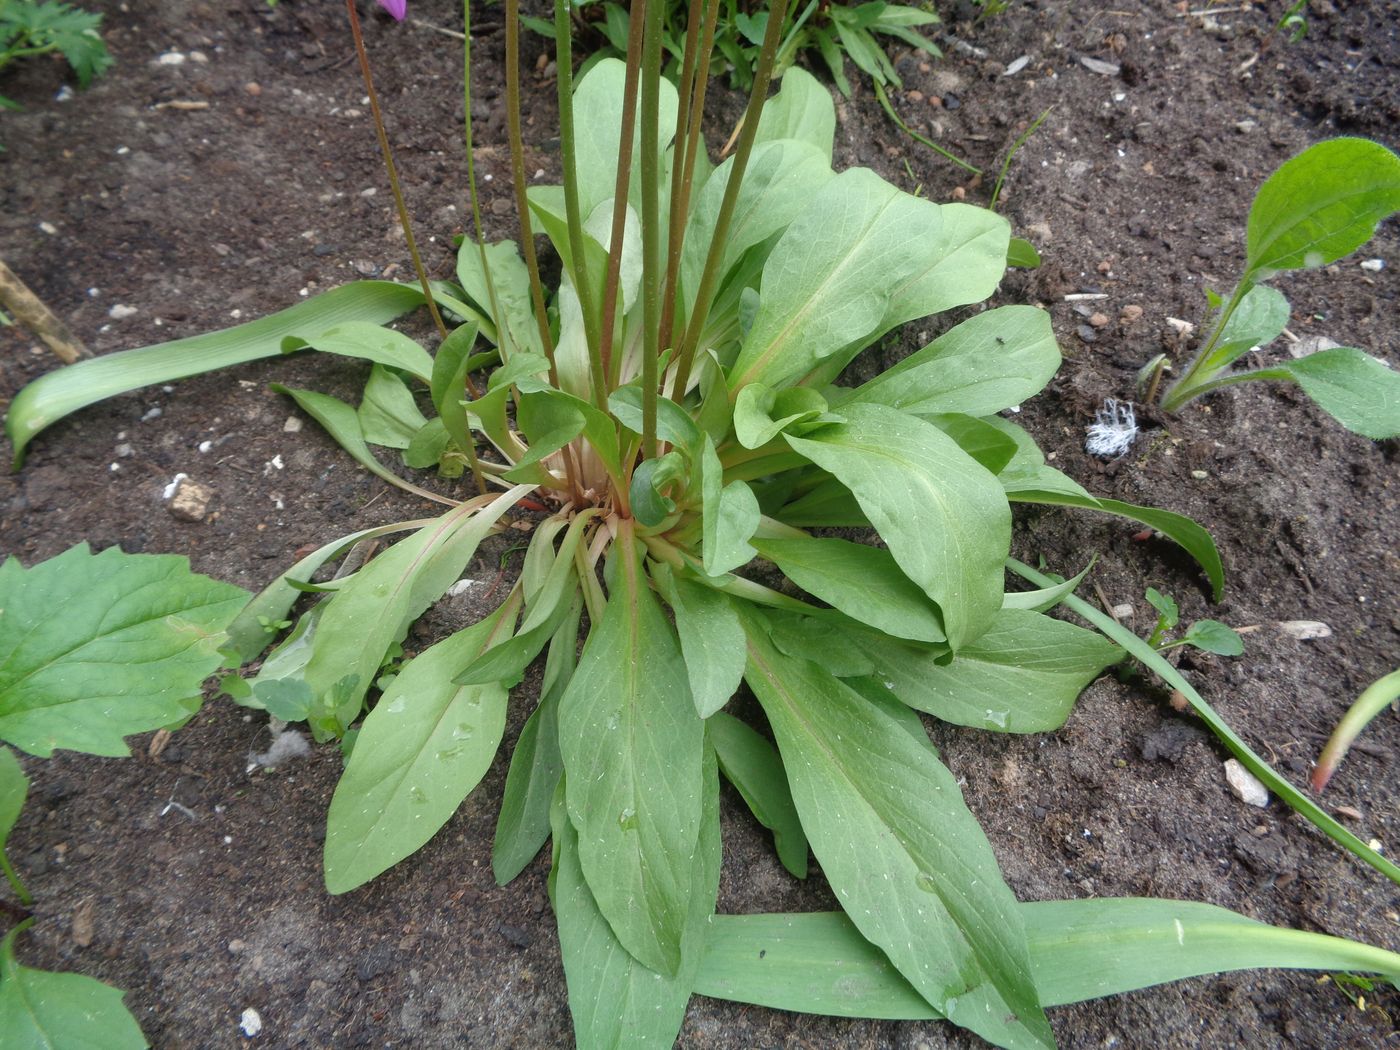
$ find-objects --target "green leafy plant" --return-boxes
[0,544,250,1050]
[0,0,112,110]
[7,4,1400,1048]
[1150,138,1400,439]
[1143,586,1243,656]
[1275,0,1308,43]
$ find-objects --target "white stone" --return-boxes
[1224,759,1269,807]
[1276,620,1332,641]
[239,1007,263,1037]
[109,303,138,320]
[157,51,187,66]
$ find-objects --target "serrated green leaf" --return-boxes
[786,403,1009,650]
[1245,137,1400,280]
[6,281,430,467]
[868,608,1122,733]
[324,601,516,893]
[707,712,808,878]
[0,924,148,1049]
[741,613,1052,1049]
[750,534,945,644]
[557,531,705,976]
[0,545,248,758]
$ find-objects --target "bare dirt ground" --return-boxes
[1,1,1397,1046]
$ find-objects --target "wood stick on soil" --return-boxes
[0,258,90,364]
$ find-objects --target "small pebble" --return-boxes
[1276,620,1332,641]
[1360,258,1384,272]
[239,1007,263,1037]
[1190,469,1208,479]
[157,51,186,66]
[38,220,58,235]
[245,82,262,96]
[1076,324,1097,343]
[109,303,138,320]
[283,417,303,433]
[1224,759,1269,807]
[167,477,215,522]
[1088,312,1110,328]
[1120,304,1144,323]
[1111,603,1134,621]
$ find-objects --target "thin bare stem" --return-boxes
[459,0,499,394]
[671,0,792,401]
[345,0,449,342]
[638,0,665,459]
[504,0,559,383]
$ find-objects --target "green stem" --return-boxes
[638,0,665,459]
[671,0,793,402]
[989,106,1052,211]
[503,0,560,380]
[344,0,449,343]
[554,0,607,409]
[872,80,982,177]
[1313,668,1400,792]
[0,847,31,906]
[1006,557,1400,888]
[1159,281,1249,412]
[460,0,503,385]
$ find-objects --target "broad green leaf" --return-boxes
[729,168,945,390]
[707,712,808,878]
[1179,620,1244,656]
[926,413,1020,475]
[765,610,883,679]
[701,437,760,577]
[678,139,834,313]
[754,66,836,160]
[570,58,678,217]
[430,320,480,452]
[1250,346,1400,439]
[403,417,452,471]
[307,320,434,384]
[550,746,720,1050]
[0,545,248,758]
[661,572,746,718]
[844,306,1060,417]
[750,534,945,644]
[742,616,1053,1049]
[869,608,1122,733]
[1201,284,1290,372]
[557,534,705,976]
[493,595,582,885]
[629,453,686,528]
[607,386,701,450]
[6,280,428,466]
[0,925,148,1050]
[455,239,541,356]
[1006,237,1041,268]
[324,602,516,893]
[222,519,430,666]
[271,384,450,506]
[299,487,531,728]
[786,403,1009,650]
[733,384,830,449]
[357,364,429,449]
[1245,137,1400,280]
[695,900,1400,1019]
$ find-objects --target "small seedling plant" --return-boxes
[0,0,111,110]
[1143,586,1243,656]
[6,2,1400,1047]
[1150,137,1400,439]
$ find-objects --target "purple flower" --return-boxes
[376,0,406,20]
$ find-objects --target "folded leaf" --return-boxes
[0,545,248,758]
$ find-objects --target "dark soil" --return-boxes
[2,1,1398,1047]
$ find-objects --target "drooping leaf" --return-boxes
[550,746,720,1050]
[358,364,429,449]
[6,280,429,466]
[1002,561,1093,612]
[786,403,1009,650]
[0,924,148,1049]
[741,613,1053,1049]
[1244,137,1400,280]
[324,600,518,894]
[867,608,1122,734]
[707,712,807,878]
[493,595,582,885]
[557,533,705,976]
[305,320,435,384]
[1248,346,1400,439]
[0,545,248,758]
[694,899,1400,1019]
[926,413,1020,475]
[750,534,945,644]
[843,306,1059,418]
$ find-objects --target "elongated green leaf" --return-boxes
[844,306,1059,417]
[741,615,1052,1049]
[662,573,745,718]
[324,602,516,893]
[570,58,678,217]
[493,596,582,885]
[300,488,531,729]
[786,403,1009,650]
[0,746,28,902]
[431,321,481,452]
[550,746,719,1050]
[750,534,945,644]
[1002,561,1093,612]
[0,924,148,1049]
[1179,620,1244,656]
[1248,346,1400,439]
[927,413,1020,475]
[308,321,434,384]
[0,545,248,758]
[358,364,429,449]
[1245,137,1400,279]
[455,240,540,356]
[708,712,807,878]
[694,899,1400,1020]
[754,67,836,159]
[1201,284,1290,372]
[7,280,428,466]
[701,437,760,577]
[871,608,1121,733]
[730,169,945,390]
[557,533,705,976]
[1314,668,1400,792]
